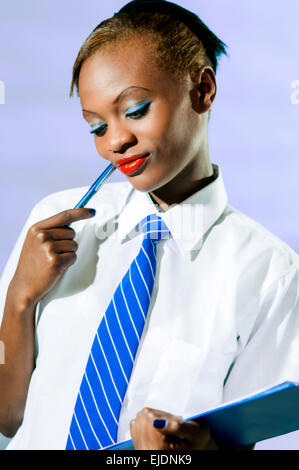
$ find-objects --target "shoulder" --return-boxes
[219,205,299,289]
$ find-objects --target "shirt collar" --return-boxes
[116,164,228,255]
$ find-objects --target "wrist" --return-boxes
[6,280,38,315]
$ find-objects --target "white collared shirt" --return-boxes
[0,165,298,450]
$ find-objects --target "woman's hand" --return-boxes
[0,207,95,436]
[9,208,95,308]
[130,407,218,450]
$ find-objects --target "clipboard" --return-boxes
[104,381,299,449]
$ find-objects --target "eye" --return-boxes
[89,101,152,138]
[126,101,151,119]
[90,123,107,137]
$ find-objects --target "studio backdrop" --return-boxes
[0,0,298,450]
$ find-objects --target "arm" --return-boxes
[0,208,95,437]
[0,287,36,436]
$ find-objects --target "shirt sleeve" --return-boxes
[223,264,299,401]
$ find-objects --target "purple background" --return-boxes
[0,0,298,449]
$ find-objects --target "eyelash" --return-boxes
[90,101,152,137]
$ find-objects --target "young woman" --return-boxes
[0,0,298,450]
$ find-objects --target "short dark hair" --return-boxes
[70,1,228,97]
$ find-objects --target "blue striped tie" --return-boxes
[66,213,170,450]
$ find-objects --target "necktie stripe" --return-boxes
[123,263,148,324]
[137,244,155,278]
[75,396,98,450]
[82,375,115,445]
[73,411,88,450]
[128,268,146,320]
[134,257,151,300]
[143,229,169,238]
[68,430,77,450]
[66,214,170,450]
[84,372,118,437]
[149,239,157,260]
[112,297,135,362]
[107,301,135,365]
[120,281,141,341]
[68,433,75,450]
[124,270,146,326]
[78,391,104,448]
[97,324,128,389]
[103,315,130,384]
[141,244,155,280]
[95,333,124,404]
[89,353,119,424]
[129,261,152,311]
[114,285,141,342]
[76,389,113,449]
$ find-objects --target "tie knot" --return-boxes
[141,213,170,243]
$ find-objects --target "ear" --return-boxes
[190,65,217,113]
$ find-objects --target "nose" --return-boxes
[107,121,137,154]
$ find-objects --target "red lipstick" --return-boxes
[116,153,150,175]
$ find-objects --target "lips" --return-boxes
[115,153,150,167]
[116,153,150,175]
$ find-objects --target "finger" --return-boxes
[129,419,137,443]
[49,240,78,254]
[139,408,183,435]
[39,227,76,241]
[33,208,96,230]
[156,419,203,440]
[165,435,188,451]
[152,418,181,433]
[138,407,181,421]
[54,251,77,270]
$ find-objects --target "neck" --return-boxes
[149,157,215,212]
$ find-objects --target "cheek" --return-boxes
[129,109,171,150]
[93,136,110,161]
[156,99,195,148]
[170,103,203,156]
[144,106,182,151]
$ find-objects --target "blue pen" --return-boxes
[74,163,116,208]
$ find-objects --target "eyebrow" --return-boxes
[82,86,151,116]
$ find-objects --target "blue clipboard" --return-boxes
[104,381,299,449]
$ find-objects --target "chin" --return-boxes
[126,173,170,194]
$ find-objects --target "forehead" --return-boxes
[78,39,181,106]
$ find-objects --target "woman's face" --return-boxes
[78,38,210,194]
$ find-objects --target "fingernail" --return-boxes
[153,419,167,429]
[88,209,96,216]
